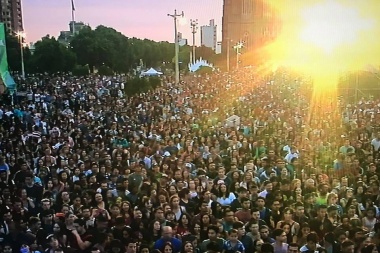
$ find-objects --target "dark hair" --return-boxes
[261,242,274,253]
[306,232,319,243]
[288,243,300,249]
[207,225,219,234]
[232,221,244,229]
[272,228,284,238]
[73,218,86,227]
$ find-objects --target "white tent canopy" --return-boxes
[141,68,163,76]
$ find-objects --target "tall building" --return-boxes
[58,21,87,45]
[201,19,217,51]
[178,32,188,47]
[0,0,23,33]
[222,0,279,55]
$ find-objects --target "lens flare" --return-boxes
[261,0,380,124]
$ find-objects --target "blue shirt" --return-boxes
[154,238,182,253]
[0,163,9,172]
[223,240,245,252]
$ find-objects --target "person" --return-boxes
[222,229,245,253]
[272,229,288,253]
[299,232,321,253]
[340,240,355,253]
[67,218,94,252]
[287,243,300,253]
[153,226,182,253]
[199,225,225,253]
[125,239,138,253]
[261,243,275,253]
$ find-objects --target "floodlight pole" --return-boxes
[190,19,198,64]
[168,10,184,85]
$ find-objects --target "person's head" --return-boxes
[256,197,266,208]
[224,209,234,222]
[273,228,287,243]
[317,204,327,219]
[182,241,194,253]
[139,244,150,253]
[207,225,219,240]
[259,225,270,239]
[162,226,173,240]
[261,243,274,253]
[341,240,355,253]
[251,208,260,220]
[288,243,300,253]
[73,218,86,234]
[241,197,251,210]
[228,229,239,242]
[47,234,59,249]
[163,242,173,253]
[306,232,319,251]
[232,221,245,237]
[125,239,137,253]
[2,244,12,253]
[362,244,379,253]
[294,202,304,216]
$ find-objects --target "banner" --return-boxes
[0,23,16,93]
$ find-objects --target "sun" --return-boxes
[300,1,374,54]
[261,0,380,125]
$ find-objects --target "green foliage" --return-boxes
[29,36,76,74]
[72,64,90,76]
[124,77,161,96]
[5,33,31,72]
[98,65,114,76]
[196,66,213,74]
[70,26,175,73]
[4,24,218,75]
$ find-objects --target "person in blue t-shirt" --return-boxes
[153,226,182,253]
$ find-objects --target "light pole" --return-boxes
[16,31,26,79]
[190,19,198,64]
[233,41,244,69]
[168,10,184,85]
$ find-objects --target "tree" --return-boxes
[29,36,76,73]
[5,33,31,73]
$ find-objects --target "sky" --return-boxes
[23,0,223,45]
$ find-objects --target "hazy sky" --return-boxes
[23,0,223,45]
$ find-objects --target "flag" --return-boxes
[71,0,75,11]
[0,23,16,93]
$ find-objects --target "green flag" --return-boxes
[0,23,16,93]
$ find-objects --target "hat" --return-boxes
[55,213,65,218]
[327,205,338,212]
[163,151,171,157]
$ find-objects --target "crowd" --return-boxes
[0,67,379,253]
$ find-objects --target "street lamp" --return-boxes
[16,31,26,79]
[190,19,198,64]
[168,9,184,85]
[233,41,244,69]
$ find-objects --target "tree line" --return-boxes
[6,25,220,76]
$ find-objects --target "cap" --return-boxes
[163,151,171,157]
[55,213,65,218]
[327,205,338,212]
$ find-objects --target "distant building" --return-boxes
[69,21,86,34]
[201,19,217,51]
[0,0,23,33]
[58,21,87,45]
[222,0,279,55]
[216,41,222,54]
[178,32,188,47]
